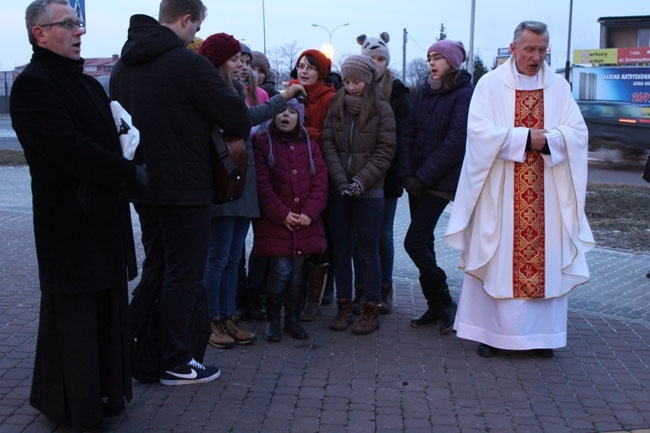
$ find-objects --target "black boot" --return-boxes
[236,282,250,322]
[248,288,266,321]
[438,301,457,335]
[320,266,334,305]
[378,282,393,314]
[265,292,283,342]
[236,247,250,320]
[284,284,309,340]
[410,273,452,327]
[300,263,329,321]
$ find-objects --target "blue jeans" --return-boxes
[327,194,384,303]
[267,256,305,295]
[354,196,397,286]
[203,216,251,318]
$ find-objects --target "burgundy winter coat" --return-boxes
[252,126,329,257]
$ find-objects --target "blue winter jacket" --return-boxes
[397,70,473,198]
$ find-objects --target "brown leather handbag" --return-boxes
[211,127,247,203]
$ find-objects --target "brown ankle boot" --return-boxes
[329,298,353,331]
[209,316,235,349]
[223,315,257,345]
[351,301,380,335]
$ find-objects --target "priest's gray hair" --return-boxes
[513,21,549,46]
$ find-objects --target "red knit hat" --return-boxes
[296,49,332,80]
[199,33,241,68]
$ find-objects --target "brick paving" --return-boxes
[1,165,649,433]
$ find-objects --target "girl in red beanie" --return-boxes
[288,49,337,320]
[198,32,305,349]
[290,49,336,143]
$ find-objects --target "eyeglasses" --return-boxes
[38,19,85,32]
[426,54,445,63]
[297,63,318,72]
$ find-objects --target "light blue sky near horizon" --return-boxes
[0,0,648,72]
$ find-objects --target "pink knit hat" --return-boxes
[427,40,466,69]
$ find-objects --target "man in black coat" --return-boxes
[110,0,250,385]
[10,0,144,428]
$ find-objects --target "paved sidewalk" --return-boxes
[1,166,649,433]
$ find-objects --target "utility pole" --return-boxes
[262,0,267,54]
[564,0,574,82]
[467,0,475,74]
[402,28,408,83]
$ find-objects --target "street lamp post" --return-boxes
[311,23,349,58]
[311,22,349,45]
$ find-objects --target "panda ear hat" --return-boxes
[357,32,390,64]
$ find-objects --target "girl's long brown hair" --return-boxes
[329,82,383,128]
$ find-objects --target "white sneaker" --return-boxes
[159,358,221,386]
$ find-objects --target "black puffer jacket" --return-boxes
[110,14,250,205]
[383,78,411,198]
[397,70,473,198]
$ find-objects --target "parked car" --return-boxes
[577,100,650,162]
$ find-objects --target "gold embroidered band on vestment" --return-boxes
[512,89,545,298]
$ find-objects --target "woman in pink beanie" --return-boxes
[397,39,474,334]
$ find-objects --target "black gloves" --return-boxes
[401,175,424,197]
[339,179,364,199]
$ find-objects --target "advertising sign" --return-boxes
[572,66,650,105]
[618,47,650,65]
[573,49,618,65]
[497,47,511,57]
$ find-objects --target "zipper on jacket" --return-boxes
[346,119,355,172]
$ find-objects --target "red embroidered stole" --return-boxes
[512,90,545,298]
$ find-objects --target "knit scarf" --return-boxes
[427,73,441,91]
[344,94,363,115]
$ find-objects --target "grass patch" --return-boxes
[0,149,26,166]
[586,183,650,252]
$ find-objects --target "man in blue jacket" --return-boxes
[111,0,250,385]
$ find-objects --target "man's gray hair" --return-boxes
[513,21,548,45]
[25,0,69,46]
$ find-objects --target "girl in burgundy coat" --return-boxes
[252,99,329,342]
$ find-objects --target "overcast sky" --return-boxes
[1,0,648,72]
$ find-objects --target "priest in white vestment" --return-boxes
[444,21,595,357]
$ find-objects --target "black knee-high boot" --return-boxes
[284,284,309,340]
[265,292,283,342]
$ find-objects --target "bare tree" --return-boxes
[406,58,429,88]
[266,42,302,90]
[277,41,302,76]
